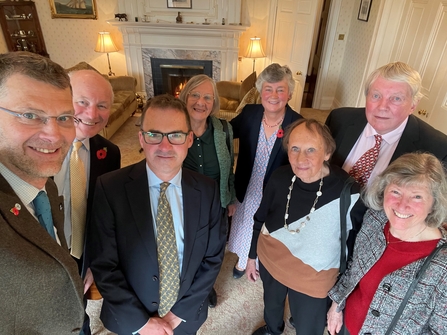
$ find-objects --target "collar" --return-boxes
[147,165,182,189]
[364,117,408,145]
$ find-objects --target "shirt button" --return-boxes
[199,155,201,157]
[152,276,158,281]
[371,310,380,317]
[199,165,202,167]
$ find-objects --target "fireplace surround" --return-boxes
[108,21,248,95]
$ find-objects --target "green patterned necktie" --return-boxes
[156,182,180,317]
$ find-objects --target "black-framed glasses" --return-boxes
[188,92,214,104]
[140,131,189,145]
[0,106,78,127]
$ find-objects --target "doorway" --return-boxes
[302,0,331,108]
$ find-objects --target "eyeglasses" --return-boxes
[0,106,78,127]
[188,92,214,104]
[140,131,190,145]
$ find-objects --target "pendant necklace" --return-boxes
[284,174,324,234]
[263,114,283,128]
[386,225,427,245]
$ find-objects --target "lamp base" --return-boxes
[107,53,115,76]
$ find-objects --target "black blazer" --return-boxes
[325,107,447,167]
[230,104,302,202]
[85,161,226,335]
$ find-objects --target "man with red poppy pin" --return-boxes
[54,67,121,333]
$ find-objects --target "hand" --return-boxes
[138,317,173,335]
[161,311,182,330]
[327,301,343,335]
[227,204,237,217]
[83,268,94,294]
[246,258,259,283]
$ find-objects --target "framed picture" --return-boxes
[49,0,97,19]
[167,0,192,9]
[358,0,372,22]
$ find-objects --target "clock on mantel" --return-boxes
[0,1,49,57]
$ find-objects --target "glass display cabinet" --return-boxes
[0,1,49,57]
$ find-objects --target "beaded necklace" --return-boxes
[284,174,324,234]
[263,114,283,128]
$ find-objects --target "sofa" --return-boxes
[66,62,137,140]
[216,71,259,121]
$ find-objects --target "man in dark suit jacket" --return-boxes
[326,61,447,186]
[54,68,120,270]
[86,95,226,335]
[0,52,84,333]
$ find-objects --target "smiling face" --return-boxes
[185,80,215,124]
[287,123,331,183]
[0,73,75,188]
[260,79,291,115]
[139,106,193,181]
[365,76,417,135]
[383,182,434,235]
[70,70,113,140]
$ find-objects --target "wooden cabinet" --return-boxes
[0,1,48,57]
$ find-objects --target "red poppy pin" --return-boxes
[10,203,21,216]
[97,147,107,160]
[277,125,284,138]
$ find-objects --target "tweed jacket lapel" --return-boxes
[125,160,158,265]
[0,174,83,299]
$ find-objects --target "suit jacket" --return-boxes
[86,134,121,226]
[85,161,226,335]
[230,104,302,202]
[0,175,84,334]
[325,107,447,167]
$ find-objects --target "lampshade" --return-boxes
[244,36,266,59]
[94,32,118,53]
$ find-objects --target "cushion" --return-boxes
[239,71,257,101]
[235,87,260,114]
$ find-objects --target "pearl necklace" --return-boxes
[263,114,283,128]
[284,174,324,234]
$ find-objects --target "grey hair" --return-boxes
[364,61,423,104]
[282,118,336,168]
[363,152,447,228]
[255,63,295,97]
[178,74,220,116]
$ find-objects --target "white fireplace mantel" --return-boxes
[109,21,248,93]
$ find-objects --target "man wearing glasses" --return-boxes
[85,94,226,335]
[0,52,84,333]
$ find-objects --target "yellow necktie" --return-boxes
[70,141,87,259]
[156,182,180,317]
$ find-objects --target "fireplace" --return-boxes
[151,58,213,97]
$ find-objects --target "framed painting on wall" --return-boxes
[357,0,372,22]
[167,0,192,9]
[49,0,97,19]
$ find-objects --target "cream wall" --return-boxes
[333,0,382,107]
[0,0,127,75]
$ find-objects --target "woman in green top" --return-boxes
[179,74,236,308]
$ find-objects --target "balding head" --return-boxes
[69,69,113,140]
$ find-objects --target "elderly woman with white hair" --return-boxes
[327,152,447,335]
